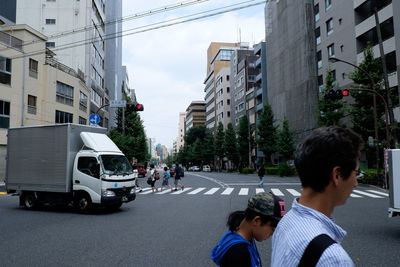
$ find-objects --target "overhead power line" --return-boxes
[10,0,266,60]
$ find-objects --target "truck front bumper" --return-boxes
[101,193,136,205]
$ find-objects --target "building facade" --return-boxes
[185,101,206,132]
[177,112,186,151]
[214,67,232,129]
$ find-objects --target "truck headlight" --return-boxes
[102,190,116,197]
[130,188,136,194]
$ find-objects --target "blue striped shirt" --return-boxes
[271,198,354,267]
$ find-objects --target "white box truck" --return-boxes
[5,124,137,212]
[388,149,400,217]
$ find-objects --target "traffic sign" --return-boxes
[89,113,100,125]
[110,100,126,108]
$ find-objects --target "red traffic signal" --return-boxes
[342,89,349,96]
[127,102,144,112]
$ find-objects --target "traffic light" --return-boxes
[323,89,350,100]
[127,102,144,112]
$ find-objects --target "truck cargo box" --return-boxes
[6,124,107,193]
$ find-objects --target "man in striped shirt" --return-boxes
[271,127,363,266]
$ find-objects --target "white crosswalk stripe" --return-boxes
[256,188,265,194]
[188,188,206,195]
[352,189,384,198]
[366,190,389,197]
[204,188,220,195]
[171,187,192,195]
[287,189,301,196]
[156,189,174,194]
[271,188,284,196]
[221,188,234,195]
[239,188,249,195]
[350,193,363,198]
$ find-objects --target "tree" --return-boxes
[318,68,346,127]
[224,123,239,170]
[108,107,149,163]
[238,115,250,168]
[277,117,295,161]
[256,103,277,164]
[214,122,225,170]
[203,130,215,166]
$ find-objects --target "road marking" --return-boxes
[256,188,265,194]
[353,189,383,198]
[188,188,206,195]
[221,188,234,195]
[190,173,229,188]
[204,188,220,195]
[287,189,301,196]
[141,189,155,195]
[366,190,389,197]
[157,189,173,194]
[239,188,249,195]
[271,188,284,196]
[350,193,363,198]
[171,187,192,195]
[226,183,301,186]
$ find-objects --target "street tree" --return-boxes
[318,68,346,127]
[214,122,225,170]
[224,123,239,170]
[256,103,277,164]
[277,117,296,161]
[238,115,250,168]
[203,130,215,166]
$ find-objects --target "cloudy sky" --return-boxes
[121,0,265,149]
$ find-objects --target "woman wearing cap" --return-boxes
[211,192,285,267]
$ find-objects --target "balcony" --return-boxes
[256,102,263,112]
[355,3,392,38]
[255,57,262,68]
[255,72,262,83]
[0,31,23,50]
[357,36,395,64]
[256,87,263,97]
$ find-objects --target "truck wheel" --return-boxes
[74,193,92,213]
[22,193,37,210]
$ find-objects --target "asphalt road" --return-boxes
[0,171,399,266]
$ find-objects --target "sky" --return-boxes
[121,0,266,150]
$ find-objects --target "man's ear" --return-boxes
[331,166,341,186]
[252,216,261,226]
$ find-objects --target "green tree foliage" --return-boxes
[318,68,346,127]
[224,123,239,169]
[238,115,250,168]
[182,126,214,167]
[108,107,149,163]
[277,117,295,161]
[214,122,225,170]
[256,103,277,163]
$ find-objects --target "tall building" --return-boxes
[204,42,240,132]
[185,101,206,132]
[265,0,319,141]
[177,112,186,151]
[0,0,16,23]
[214,67,232,129]
[15,0,111,127]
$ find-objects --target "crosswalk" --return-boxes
[137,187,388,199]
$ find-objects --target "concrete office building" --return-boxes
[0,25,91,181]
[185,101,206,132]
[0,0,16,23]
[15,0,110,127]
[214,67,232,129]
[265,0,319,141]
[177,112,186,151]
[204,42,240,132]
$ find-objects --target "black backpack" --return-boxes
[298,234,336,267]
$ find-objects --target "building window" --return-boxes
[325,0,332,11]
[0,100,10,128]
[56,81,74,106]
[0,56,12,85]
[226,75,230,81]
[227,99,230,105]
[315,27,321,45]
[331,70,336,81]
[79,116,87,125]
[55,110,73,123]
[45,19,56,25]
[227,111,230,117]
[328,44,335,57]
[317,51,322,69]
[29,58,38,78]
[27,95,37,115]
[79,91,88,112]
[227,87,230,93]
[338,18,342,25]
[318,75,324,92]
[314,4,320,22]
[342,73,346,80]
[46,42,55,48]
[326,19,333,35]
[340,45,344,52]
[47,0,56,2]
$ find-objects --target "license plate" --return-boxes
[122,196,128,202]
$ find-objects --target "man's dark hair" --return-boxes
[294,126,363,192]
[226,209,278,232]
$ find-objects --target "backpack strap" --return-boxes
[298,234,336,267]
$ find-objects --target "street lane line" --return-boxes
[171,187,192,195]
[188,188,206,195]
[350,193,363,198]
[226,183,301,186]
[221,188,234,195]
[256,188,265,194]
[271,188,284,196]
[157,189,173,194]
[353,189,384,198]
[366,190,389,197]
[190,173,229,188]
[287,189,301,196]
[141,189,155,194]
[204,188,220,195]
[239,188,249,195]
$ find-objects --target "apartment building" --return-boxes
[0,25,90,180]
[214,67,231,129]
[185,101,206,132]
[15,0,111,127]
[204,42,240,132]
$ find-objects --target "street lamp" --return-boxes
[329,57,391,180]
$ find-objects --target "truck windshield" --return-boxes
[100,155,133,175]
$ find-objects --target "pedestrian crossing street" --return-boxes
[137,187,388,199]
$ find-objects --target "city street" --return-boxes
[1,171,399,267]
